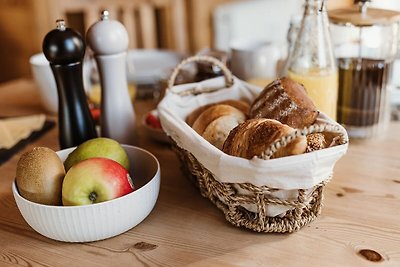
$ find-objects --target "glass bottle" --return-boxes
[329,1,400,138]
[287,0,338,120]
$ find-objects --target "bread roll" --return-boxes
[222,118,307,159]
[306,133,326,152]
[192,104,246,150]
[186,99,250,126]
[249,77,319,128]
[202,114,245,149]
[192,104,245,135]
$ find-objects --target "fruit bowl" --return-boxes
[12,145,160,242]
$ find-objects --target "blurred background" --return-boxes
[0,0,357,83]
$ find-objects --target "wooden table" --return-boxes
[0,79,399,267]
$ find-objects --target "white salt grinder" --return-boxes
[86,10,136,145]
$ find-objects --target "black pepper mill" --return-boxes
[43,19,97,148]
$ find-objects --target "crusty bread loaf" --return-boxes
[222,118,307,159]
[249,77,319,128]
[192,104,246,150]
[186,99,250,127]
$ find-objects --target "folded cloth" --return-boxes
[0,114,55,165]
[0,114,46,149]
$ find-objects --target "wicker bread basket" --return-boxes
[158,56,348,233]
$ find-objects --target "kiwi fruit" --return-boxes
[15,147,65,205]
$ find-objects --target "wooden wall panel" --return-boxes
[0,0,39,83]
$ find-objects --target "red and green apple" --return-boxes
[62,157,134,206]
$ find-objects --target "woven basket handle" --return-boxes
[167,55,234,96]
[260,123,349,160]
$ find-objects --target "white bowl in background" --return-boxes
[29,53,58,114]
[30,49,185,114]
[12,145,160,242]
[83,49,186,94]
[126,49,185,84]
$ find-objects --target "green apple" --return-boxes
[64,137,129,171]
[62,157,134,206]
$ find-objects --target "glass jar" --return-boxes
[329,1,400,138]
[287,0,338,120]
[284,15,302,62]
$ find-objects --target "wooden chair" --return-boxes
[33,0,189,53]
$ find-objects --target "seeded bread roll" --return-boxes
[222,118,307,159]
[192,104,246,150]
[306,133,326,152]
[249,77,319,128]
[186,99,250,126]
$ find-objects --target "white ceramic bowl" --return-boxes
[12,145,160,242]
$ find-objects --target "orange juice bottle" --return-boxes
[286,0,338,120]
[288,69,338,119]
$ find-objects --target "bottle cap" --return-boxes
[86,10,129,55]
[42,19,86,65]
[329,4,400,26]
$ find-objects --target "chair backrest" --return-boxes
[45,0,188,53]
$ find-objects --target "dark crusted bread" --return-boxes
[249,77,319,128]
[222,118,307,159]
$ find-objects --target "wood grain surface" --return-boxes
[0,79,399,267]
